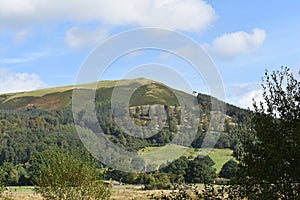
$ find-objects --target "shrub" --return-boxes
[30,150,111,200]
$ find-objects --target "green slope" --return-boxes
[138,144,234,173]
[0,78,194,110]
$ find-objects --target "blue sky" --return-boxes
[0,0,299,108]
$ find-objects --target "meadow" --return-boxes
[2,185,167,200]
[138,144,233,173]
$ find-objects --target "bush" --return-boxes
[185,156,216,183]
[149,184,243,200]
[219,159,239,179]
[30,150,111,200]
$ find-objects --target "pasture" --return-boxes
[2,185,164,200]
[138,145,233,173]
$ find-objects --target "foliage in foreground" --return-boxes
[233,67,300,199]
[30,150,111,200]
[150,67,300,200]
[0,167,6,197]
[149,184,243,200]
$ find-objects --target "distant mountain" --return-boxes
[0,77,247,113]
[0,78,249,166]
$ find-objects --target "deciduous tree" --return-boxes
[234,67,300,199]
[30,150,111,200]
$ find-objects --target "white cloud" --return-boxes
[0,69,46,94]
[210,28,266,59]
[1,58,31,64]
[225,83,263,109]
[65,27,108,49]
[0,0,216,32]
[236,89,263,109]
[291,66,300,80]
[14,30,30,43]
[1,51,48,64]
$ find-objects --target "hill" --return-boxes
[0,78,249,181]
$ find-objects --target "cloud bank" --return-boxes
[225,83,263,109]
[0,0,216,32]
[0,69,46,94]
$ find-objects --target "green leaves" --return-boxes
[219,159,238,179]
[31,150,111,200]
[185,156,217,184]
[233,67,300,199]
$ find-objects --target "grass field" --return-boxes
[2,182,229,200]
[138,144,234,173]
[2,184,225,200]
[2,186,41,200]
[0,78,154,102]
[2,185,164,200]
[2,86,73,102]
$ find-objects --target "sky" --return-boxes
[0,0,299,109]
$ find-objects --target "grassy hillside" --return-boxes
[0,78,248,160]
[0,78,192,110]
[138,144,233,173]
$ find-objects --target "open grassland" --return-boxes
[207,148,234,173]
[0,78,188,110]
[2,185,228,200]
[1,185,167,200]
[2,86,73,102]
[3,184,236,200]
[0,78,155,102]
[111,185,165,200]
[138,145,233,173]
[2,186,42,200]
